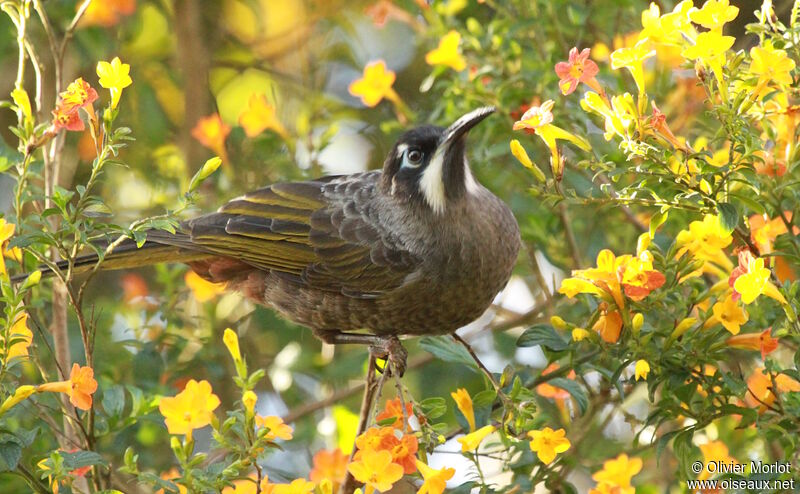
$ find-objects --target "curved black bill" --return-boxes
[440,106,496,147]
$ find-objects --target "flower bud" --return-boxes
[550,316,568,330]
[222,328,241,363]
[188,156,222,193]
[242,390,257,416]
[571,328,590,341]
[631,313,644,335]
[22,270,41,290]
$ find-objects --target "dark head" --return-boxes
[381,107,495,213]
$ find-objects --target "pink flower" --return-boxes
[554,48,600,95]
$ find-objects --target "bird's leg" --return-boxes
[315,330,408,377]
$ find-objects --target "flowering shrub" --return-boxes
[1,0,799,493]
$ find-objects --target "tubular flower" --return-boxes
[676,214,733,274]
[745,367,800,411]
[698,441,734,481]
[59,78,98,113]
[689,0,738,32]
[239,93,289,139]
[610,39,655,95]
[3,312,33,360]
[457,424,495,452]
[750,213,796,254]
[649,102,687,151]
[450,388,476,432]
[425,31,467,71]
[581,91,637,141]
[272,479,316,494]
[554,47,601,95]
[375,397,413,430]
[354,426,418,474]
[639,1,695,46]
[527,427,570,464]
[96,57,133,109]
[223,328,242,363]
[509,139,546,182]
[634,360,650,381]
[730,251,786,305]
[682,31,735,92]
[415,460,455,494]
[709,294,748,335]
[0,219,22,278]
[536,364,577,400]
[727,328,778,360]
[37,364,98,411]
[749,45,796,96]
[513,100,591,178]
[52,107,85,132]
[591,454,643,494]
[593,306,624,343]
[158,379,220,435]
[348,60,398,107]
[346,449,403,493]
[309,449,349,491]
[559,249,665,311]
[184,271,227,303]
[191,114,231,161]
[255,415,294,440]
[80,0,135,27]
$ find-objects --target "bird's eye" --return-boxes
[407,148,423,164]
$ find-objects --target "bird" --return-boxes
[21,107,520,374]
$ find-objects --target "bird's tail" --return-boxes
[9,232,211,284]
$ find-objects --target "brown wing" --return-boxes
[151,172,421,298]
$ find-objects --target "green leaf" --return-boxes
[717,202,739,235]
[61,450,107,470]
[102,385,125,417]
[649,209,669,238]
[418,336,477,370]
[473,389,497,408]
[0,441,21,471]
[672,429,695,476]
[516,324,568,351]
[547,378,588,415]
[419,397,446,419]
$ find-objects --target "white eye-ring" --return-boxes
[402,148,424,168]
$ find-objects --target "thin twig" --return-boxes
[558,203,582,269]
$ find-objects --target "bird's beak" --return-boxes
[439,106,496,149]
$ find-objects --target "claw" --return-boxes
[368,336,407,377]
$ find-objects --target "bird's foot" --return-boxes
[368,335,407,377]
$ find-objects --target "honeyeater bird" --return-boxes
[23,107,520,373]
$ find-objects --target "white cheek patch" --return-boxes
[419,147,446,214]
[464,160,481,195]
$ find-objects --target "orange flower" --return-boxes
[354,426,418,474]
[80,0,136,27]
[348,60,397,107]
[120,273,150,304]
[255,415,294,441]
[745,367,800,410]
[60,78,99,113]
[158,379,220,435]
[591,453,642,494]
[157,468,187,494]
[450,388,475,432]
[554,47,601,95]
[309,448,349,491]
[698,441,733,481]
[749,213,796,254]
[726,328,778,359]
[38,363,98,411]
[375,397,413,429]
[593,305,624,343]
[191,114,230,161]
[536,364,577,400]
[346,449,403,492]
[52,106,85,132]
[238,94,289,139]
[184,271,227,303]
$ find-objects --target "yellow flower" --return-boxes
[610,39,655,94]
[309,448,349,491]
[457,424,494,452]
[158,379,220,435]
[698,441,733,480]
[709,294,748,334]
[255,414,294,441]
[184,271,227,303]
[37,363,98,411]
[675,214,733,274]
[415,460,455,494]
[0,385,36,415]
[732,257,771,304]
[581,91,637,141]
[527,427,570,464]
[592,453,643,494]
[450,388,476,432]
[571,328,591,341]
[346,449,403,492]
[348,60,397,107]
[425,31,467,71]
[3,312,33,361]
[509,139,546,182]
[689,0,738,32]
[513,100,591,178]
[242,390,257,415]
[749,45,796,89]
[272,479,315,494]
[682,31,735,90]
[634,360,650,381]
[96,57,132,109]
[639,1,695,46]
[223,328,242,362]
[238,93,289,139]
